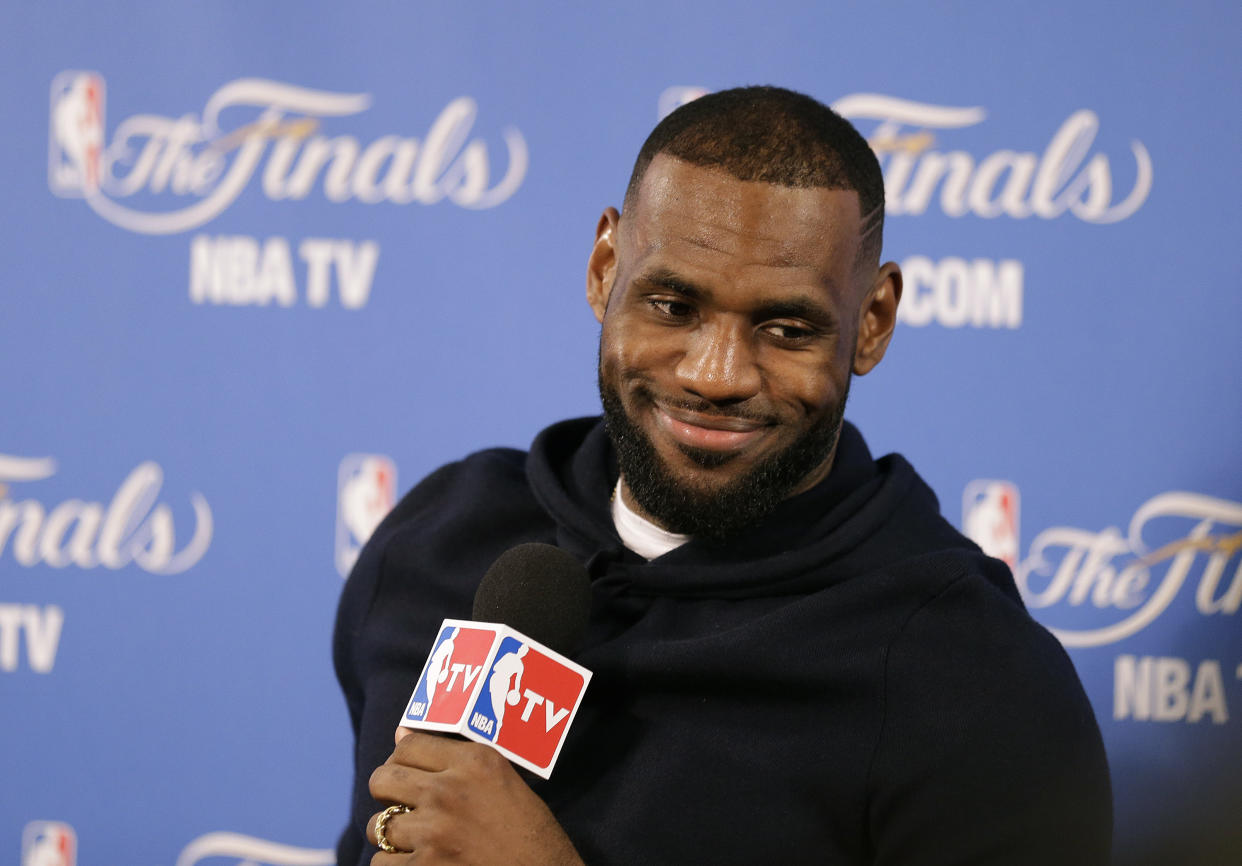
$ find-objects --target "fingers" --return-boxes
[366,735,538,864]
[386,730,465,772]
[365,739,581,866]
[370,737,512,816]
[369,855,418,866]
[367,805,416,856]
[384,730,512,776]
[367,803,475,864]
[370,759,433,806]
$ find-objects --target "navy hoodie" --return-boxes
[334,417,1111,865]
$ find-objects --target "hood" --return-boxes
[527,416,983,600]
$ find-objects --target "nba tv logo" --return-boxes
[336,453,397,577]
[405,624,498,728]
[962,480,1020,569]
[467,634,587,772]
[22,821,76,866]
[49,71,104,197]
[402,619,591,778]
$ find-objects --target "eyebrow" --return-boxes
[638,268,708,299]
[754,298,837,327]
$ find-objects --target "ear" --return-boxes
[586,207,621,323]
[853,261,903,376]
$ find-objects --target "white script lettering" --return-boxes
[73,79,526,234]
[1016,493,1242,647]
[834,94,1151,224]
[0,454,211,574]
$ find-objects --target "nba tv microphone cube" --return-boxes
[400,619,592,779]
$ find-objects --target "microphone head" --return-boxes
[472,542,592,655]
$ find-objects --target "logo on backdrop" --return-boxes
[49,72,104,197]
[336,453,397,578]
[0,454,212,574]
[47,72,528,234]
[657,85,710,120]
[174,832,332,866]
[21,821,75,866]
[1015,491,1242,647]
[963,480,1020,569]
[834,93,1151,224]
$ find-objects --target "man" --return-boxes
[334,86,1112,865]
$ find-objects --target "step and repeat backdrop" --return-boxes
[3,3,1239,865]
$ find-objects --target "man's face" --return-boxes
[587,155,894,538]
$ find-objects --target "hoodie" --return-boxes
[334,417,1111,865]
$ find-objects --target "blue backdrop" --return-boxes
[3,3,1240,864]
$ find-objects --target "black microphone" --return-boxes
[472,542,592,655]
[400,542,593,777]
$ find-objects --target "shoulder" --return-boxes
[357,444,542,574]
[390,447,530,523]
[867,552,1112,863]
[887,553,1087,709]
[365,447,537,553]
[879,548,1092,736]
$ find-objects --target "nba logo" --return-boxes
[49,71,105,197]
[962,480,1020,569]
[404,623,500,728]
[401,619,591,778]
[22,821,76,866]
[468,634,589,775]
[336,453,397,577]
[658,85,709,120]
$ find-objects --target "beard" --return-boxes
[599,372,848,542]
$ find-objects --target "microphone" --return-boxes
[398,543,593,778]
[471,543,593,654]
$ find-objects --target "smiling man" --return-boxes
[335,86,1112,865]
[592,144,895,543]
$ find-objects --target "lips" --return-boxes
[653,403,770,453]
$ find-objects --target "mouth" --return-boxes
[653,403,771,453]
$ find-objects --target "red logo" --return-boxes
[487,639,587,771]
[404,624,499,727]
[402,620,592,778]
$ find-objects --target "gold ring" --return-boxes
[375,803,412,853]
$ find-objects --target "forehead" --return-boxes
[620,154,864,290]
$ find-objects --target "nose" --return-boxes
[674,319,762,404]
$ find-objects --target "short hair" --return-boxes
[623,85,885,266]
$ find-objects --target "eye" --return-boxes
[762,321,819,343]
[648,298,695,320]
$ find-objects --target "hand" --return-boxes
[367,728,585,865]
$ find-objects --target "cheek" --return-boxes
[765,359,847,415]
[600,317,674,380]
[597,327,648,403]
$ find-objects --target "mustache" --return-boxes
[634,386,779,425]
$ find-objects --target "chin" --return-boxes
[600,378,845,540]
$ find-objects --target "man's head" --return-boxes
[587,86,902,539]
[624,86,887,270]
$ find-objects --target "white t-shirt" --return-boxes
[611,480,691,560]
